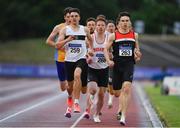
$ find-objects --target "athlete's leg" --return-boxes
[119,62,134,124]
[87,81,97,109]
[93,87,106,123]
[84,81,97,119]
[55,61,67,91]
[73,67,82,112]
[107,84,114,108]
[73,67,82,100]
[119,81,131,125]
[64,62,75,118]
[114,89,121,118]
[95,87,106,115]
[81,59,88,94]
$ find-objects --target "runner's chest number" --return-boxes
[119,46,132,56]
[68,43,82,53]
[70,47,81,53]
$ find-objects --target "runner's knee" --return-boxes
[123,85,131,94]
[114,91,120,97]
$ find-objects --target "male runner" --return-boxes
[46,7,74,118]
[104,11,142,125]
[106,20,116,108]
[56,8,93,117]
[86,17,96,34]
[84,17,108,123]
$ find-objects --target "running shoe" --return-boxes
[84,109,90,119]
[93,114,101,123]
[67,97,73,108]
[119,113,126,126]
[64,107,72,118]
[117,112,122,120]
[74,103,81,113]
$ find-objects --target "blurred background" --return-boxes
[0,0,180,78]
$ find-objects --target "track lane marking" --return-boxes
[0,92,66,123]
[70,112,86,128]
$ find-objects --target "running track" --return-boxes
[0,78,161,127]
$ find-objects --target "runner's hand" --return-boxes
[134,49,142,62]
[86,54,92,64]
[88,48,94,56]
[107,60,114,68]
[67,35,76,41]
[55,35,75,49]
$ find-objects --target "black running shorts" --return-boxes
[65,59,88,87]
[88,67,109,87]
[112,61,134,90]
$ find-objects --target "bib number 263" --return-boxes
[119,49,132,56]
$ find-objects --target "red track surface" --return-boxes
[0,78,153,127]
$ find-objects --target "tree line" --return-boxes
[0,0,179,41]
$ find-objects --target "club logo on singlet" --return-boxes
[119,45,132,56]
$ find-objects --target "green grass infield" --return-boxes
[144,86,180,127]
[0,38,54,64]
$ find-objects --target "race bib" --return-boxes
[96,54,106,63]
[68,43,82,54]
[119,46,132,56]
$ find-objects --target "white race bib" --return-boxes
[68,43,82,55]
[119,46,132,56]
[96,53,106,63]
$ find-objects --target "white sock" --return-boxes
[110,94,114,100]
[74,99,79,104]
[120,113,126,121]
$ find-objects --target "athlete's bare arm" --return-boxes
[134,33,142,61]
[46,25,59,47]
[84,27,94,56]
[56,28,74,49]
[104,33,115,68]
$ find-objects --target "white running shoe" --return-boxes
[120,114,126,126]
[93,114,101,123]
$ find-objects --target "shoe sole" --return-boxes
[93,119,101,123]
[120,121,125,126]
[94,121,101,123]
[65,113,71,118]
[74,110,80,113]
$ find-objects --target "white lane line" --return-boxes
[70,94,98,128]
[134,82,163,127]
[1,83,57,103]
[0,92,66,123]
[0,79,50,93]
[70,112,86,128]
